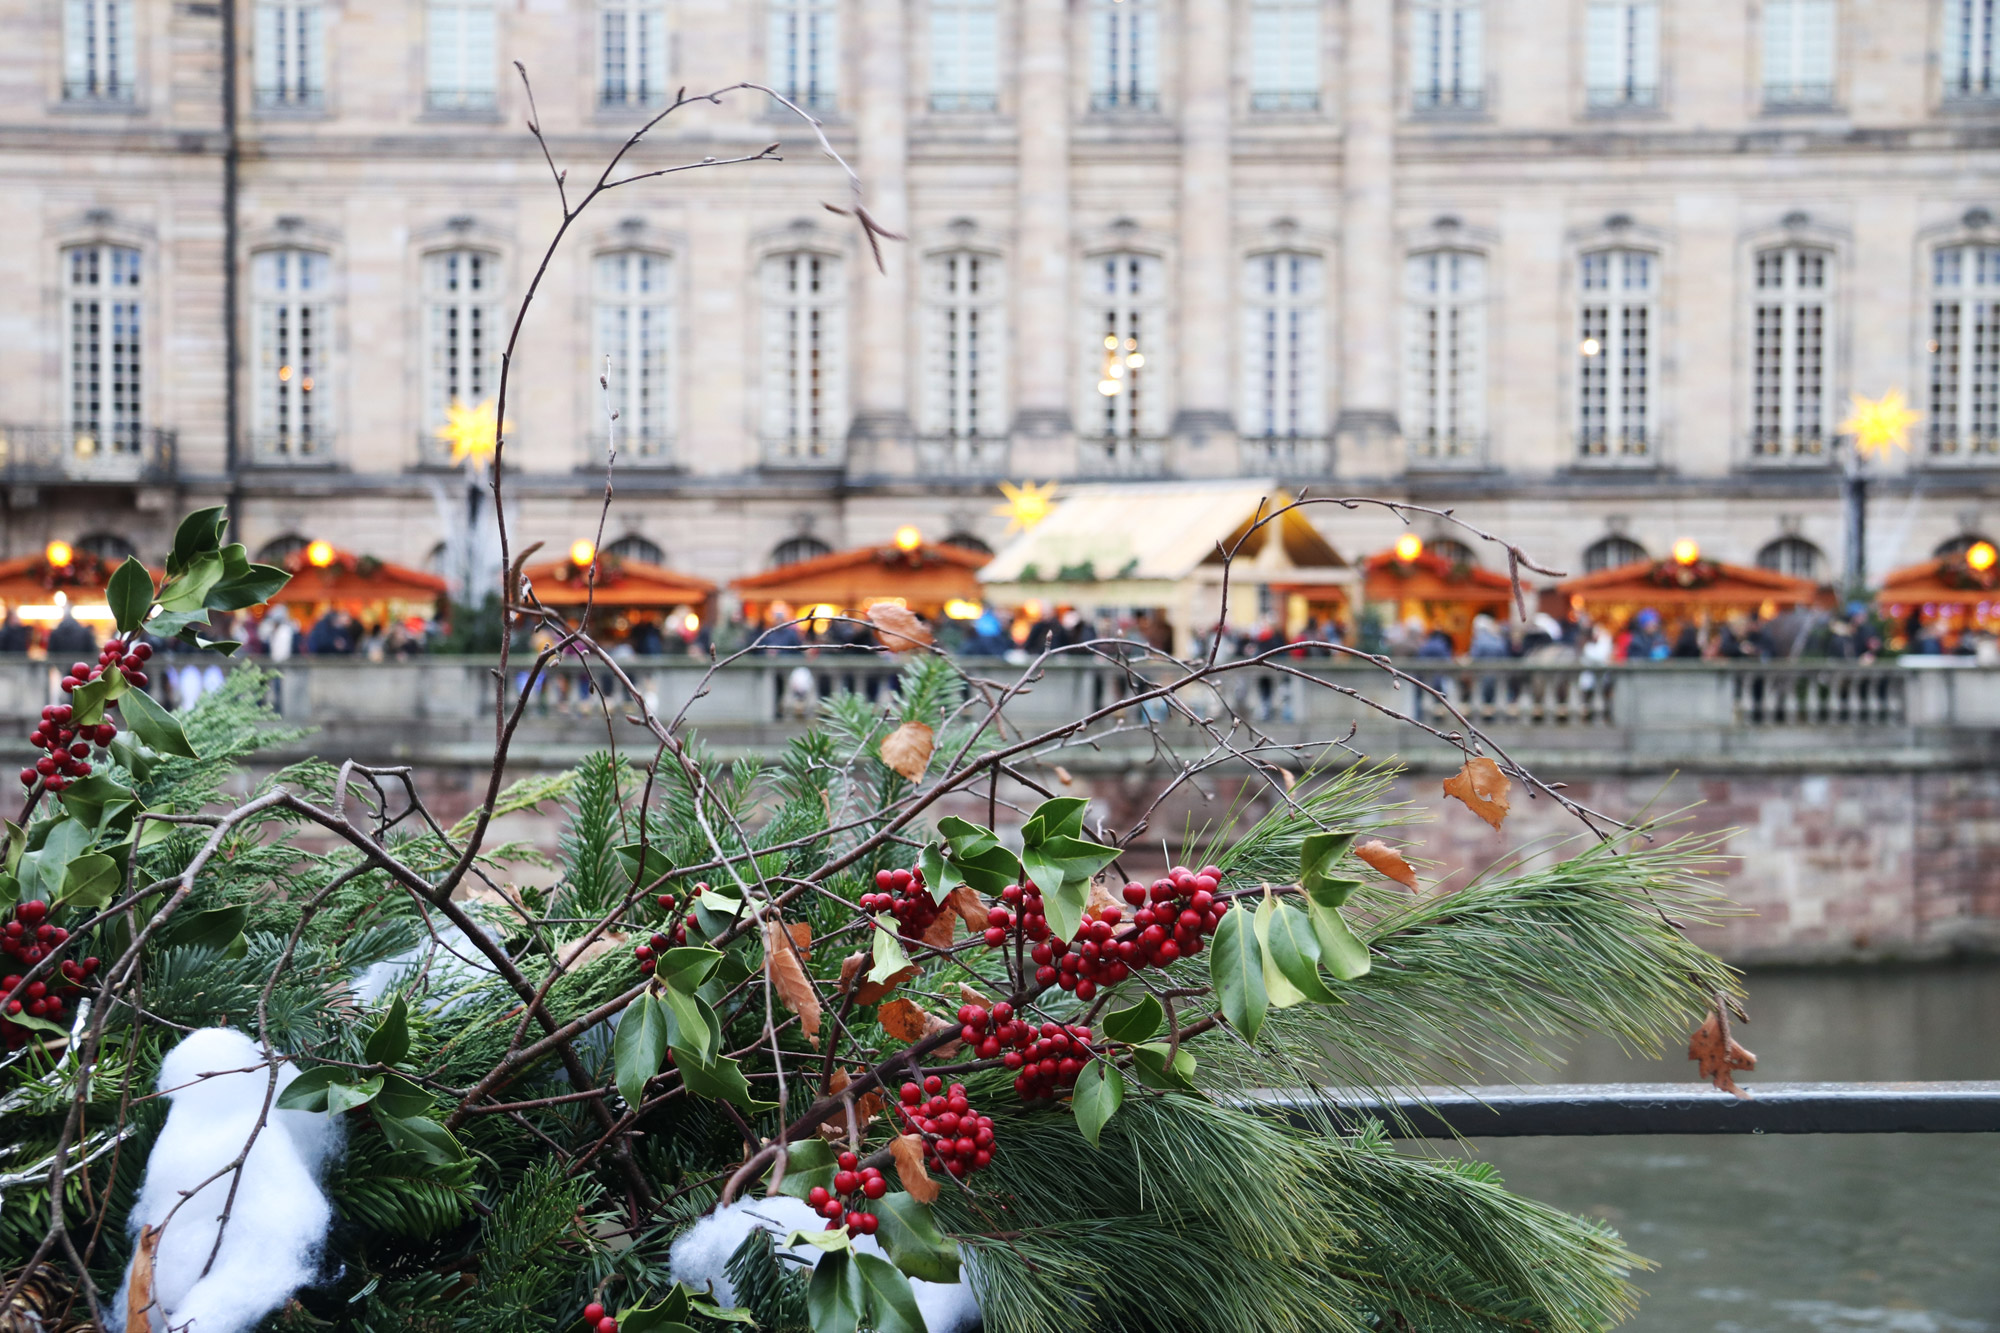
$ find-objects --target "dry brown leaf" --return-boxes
[880,720,936,781]
[878,996,931,1043]
[1053,765,1074,786]
[922,1011,964,1059]
[126,1224,159,1333]
[556,930,630,971]
[891,1133,941,1203]
[945,885,988,933]
[957,981,993,1009]
[764,918,821,1048]
[1086,878,1121,921]
[868,602,934,651]
[827,1067,887,1125]
[1354,839,1420,892]
[921,910,958,950]
[855,963,920,1006]
[788,921,812,960]
[1442,755,1512,831]
[1688,1009,1757,1099]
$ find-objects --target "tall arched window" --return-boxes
[1084,252,1167,457]
[921,251,1006,440]
[65,244,145,458]
[771,535,833,567]
[1935,532,1999,559]
[1750,245,1830,461]
[1582,535,1648,572]
[1577,248,1656,461]
[252,248,331,462]
[607,533,665,565]
[1926,244,2000,460]
[760,251,847,464]
[1402,250,1486,463]
[76,532,137,562]
[1241,251,1326,441]
[595,250,675,463]
[1757,535,1826,580]
[422,249,501,454]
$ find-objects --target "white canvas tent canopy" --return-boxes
[977,480,1351,653]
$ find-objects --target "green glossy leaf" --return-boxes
[16,818,93,904]
[655,945,723,993]
[934,815,999,860]
[1129,1041,1199,1092]
[157,551,226,613]
[373,1071,432,1118]
[660,985,713,1065]
[616,1283,689,1333]
[1300,830,1360,901]
[2,821,22,875]
[66,671,126,727]
[7,1009,73,1038]
[1103,994,1164,1044]
[1025,796,1090,843]
[782,1227,854,1254]
[364,995,411,1066]
[1302,882,1372,980]
[57,774,135,830]
[1039,869,1090,945]
[614,840,674,891]
[1253,891,1306,1008]
[776,1137,838,1201]
[687,1297,756,1326]
[947,842,1024,897]
[853,1252,926,1333]
[57,852,120,910]
[326,1075,384,1116]
[204,561,291,611]
[919,843,949,904]
[872,1192,961,1283]
[108,732,155,783]
[157,904,247,953]
[0,874,17,915]
[1259,894,1341,1004]
[372,1110,465,1165]
[117,685,198,759]
[1208,906,1267,1043]
[613,993,669,1111]
[806,1249,863,1333]
[1071,1059,1124,1148]
[275,1065,343,1112]
[674,1049,773,1113]
[869,913,913,982]
[168,506,228,575]
[106,557,155,635]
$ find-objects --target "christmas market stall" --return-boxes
[268,541,448,630]
[0,542,156,638]
[522,541,719,646]
[1555,541,1819,631]
[1876,539,2000,644]
[730,528,990,628]
[977,481,1350,654]
[1361,535,1516,652]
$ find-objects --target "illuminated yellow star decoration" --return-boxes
[434,398,510,466]
[1840,389,1923,460]
[995,480,1058,534]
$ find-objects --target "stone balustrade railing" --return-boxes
[0,657,1993,773]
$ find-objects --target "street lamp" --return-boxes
[1836,390,1923,593]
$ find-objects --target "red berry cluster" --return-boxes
[897,1075,997,1177]
[858,866,940,940]
[20,637,152,792]
[1010,1023,1097,1100]
[578,1302,617,1333]
[955,999,1035,1063]
[631,891,688,973]
[2,901,99,1048]
[1112,863,1230,964]
[807,1150,888,1233]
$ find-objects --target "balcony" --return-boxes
[61,78,135,107]
[1088,90,1162,113]
[916,435,1009,479]
[253,86,325,113]
[1740,430,1832,469]
[1572,430,1657,468]
[1077,436,1167,478]
[1411,86,1485,114]
[1406,431,1489,471]
[1924,432,2000,468]
[425,88,497,115]
[246,431,336,468]
[761,435,845,470]
[1250,90,1320,113]
[929,92,998,113]
[0,424,174,485]
[1762,82,1836,110]
[1239,435,1330,476]
[1585,84,1660,111]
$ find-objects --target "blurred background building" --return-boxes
[0,0,1996,589]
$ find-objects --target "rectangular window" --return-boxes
[1400,251,1486,462]
[1749,246,1830,461]
[65,245,144,455]
[63,0,136,104]
[600,3,668,110]
[422,250,500,448]
[1241,253,1326,438]
[1410,0,1483,112]
[1250,0,1320,112]
[252,249,331,461]
[769,0,838,112]
[427,0,496,113]
[929,0,998,112]
[1763,0,1835,107]
[1088,253,1166,440]
[1927,245,2000,459]
[922,251,1007,439]
[1585,0,1659,109]
[1577,249,1655,459]
[254,0,325,109]
[594,251,676,462]
[1944,0,1999,100]
[1089,0,1160,111]
[761,252,847,463]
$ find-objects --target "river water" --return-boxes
[1447,964,2000,1332]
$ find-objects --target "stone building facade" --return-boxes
[2,0,1999,593]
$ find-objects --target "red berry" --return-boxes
[808,1186,830,1207]
[582,1304,605,1324]
[596,1318,619,1333]
[899,1081,921,1104]
[833,1170,860,1195]
[923,1075,942,1094]
[862,1174,887,1199]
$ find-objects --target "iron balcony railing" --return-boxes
[1743,430,1830,466]
[1240,435,1331,475]
[1925,430,2000,464]
[1407,431,1489,469]
[1077,436,1168,478]
[246,431,336,466]
[916,435,1010,478]
[1574,429,1655,465]
[0,424,175,484]
[761,435,846,469]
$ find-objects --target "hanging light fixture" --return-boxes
[571,539,597,568]
[1393,533,1423,563]
[305,540,336,569]
[1672,539,1701,566]
[43,540,73,569]
[893,525,922,552]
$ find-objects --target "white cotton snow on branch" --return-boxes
[108,1028,337,1333]
[669,1196,982,1333]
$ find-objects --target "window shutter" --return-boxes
[930,5,961,98]
[304,3,326,96]
[1241,262,1269,435]
[760,257,794,442]
[110,0,135,91]
[1284,3,1319,98]
[1411,8,1440,99]
[964,5,997,98]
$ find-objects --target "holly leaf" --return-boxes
[784,1227,855,1254]
[167,506,228,575]
[613,993,670,1110]
[1300,883,1371,981]
[868,914,913,983]
[873,1191,960,1283]
[106,557,156,635]
[1300,831,1358,900]
[204,559,291,612]
[878,721,934,782]
[1688,1007,1757,1099]
[1025,796,1090,843]
[275,1065,343,1112]
[118,685,198,759]
[1354,839,1420,892]
[655,945,724,993]
[364,996,411,1066]
[660,985,715,1066]
[775,1137,837,1201]
[1103,994,1164,1044]
[1022,834,1120,942]
[1129,1041,1198,1091]
[853,1252,927,1333]
[805,1250,864,1333]
[1442,755,1512,831]
[947,842,1025,897]
[67,671,127,728]
[373,1071,433,1118]
[156,551,226,613]
[372,1110,465,1164]
[1071,1059,1124,1147]
[326,1075,384,1116]
[16,818,93,904]
[919,843,950,904]
[675,1049,773,1112]
[156,904,246,953]
[57,852,121,911]
[1257,892,1341,1004]
[1207,905,1267,1043]
[934,816,999,860]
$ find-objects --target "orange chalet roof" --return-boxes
[271,546,447,605]
[1556,558,1818,607]
[1876,553,2000,608]
[1362,549,1514,606]
[731,541,990,612]
[524,555,716,609]
[0,551,157,604]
